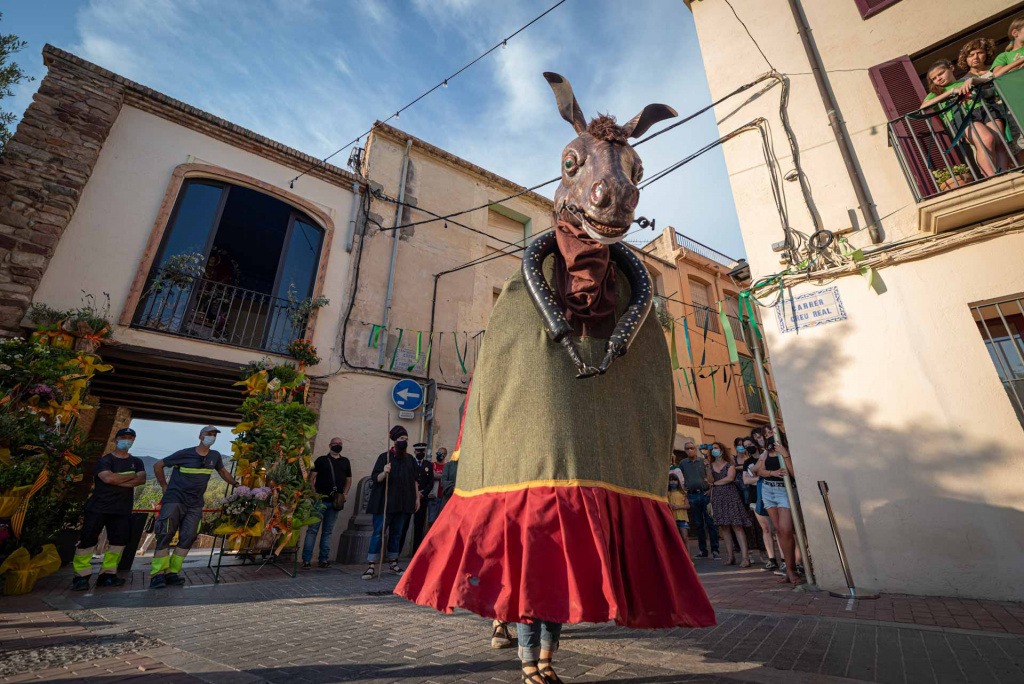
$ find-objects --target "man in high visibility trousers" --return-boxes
[150,426,237,589]
[71,427,147,591]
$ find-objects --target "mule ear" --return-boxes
[543,72,587,135]
[622,104,678,139]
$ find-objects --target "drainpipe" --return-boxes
[344,180,361,252]
[747,318,816,588]
[786,0,882,243]
[377,139,413,368]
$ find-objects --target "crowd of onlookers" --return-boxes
[921,17,1024,179]
[669,426,806,585]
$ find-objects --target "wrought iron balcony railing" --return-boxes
[887,78,1024,202]
[675,232,739,268]
[132,269,306,354]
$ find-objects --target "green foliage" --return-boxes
[267,364,298,385]
[65,291,112,338]
[286,288,330,329]
[25,304,70,330]
[653,296,672,331]
[150,252,206,293]
[0,13,34,156]
[932,164,971,186]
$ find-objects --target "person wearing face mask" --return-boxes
[71,428,147,591]
[302,437,352,569]
[150,426,238,589]
[438,447,458,514]
[740,436,776,570]
[708,442,751,568]
[427,448,447,525]
[409,443,435,553]
[362,425,420,580]
[667,472,690,548]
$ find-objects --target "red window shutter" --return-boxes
[854,0,904,19]
[869,55,962,199]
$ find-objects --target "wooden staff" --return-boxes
[377,412,391,580]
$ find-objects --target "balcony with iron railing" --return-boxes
[132,268,307,354]
[887,75,1024,229]
[675,232,739,268]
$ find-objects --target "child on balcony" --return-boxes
[923,57,1009,178]
[993,17,1024,78]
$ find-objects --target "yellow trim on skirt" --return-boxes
[454,479,667,503]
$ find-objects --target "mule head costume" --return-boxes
[523,72,677,379]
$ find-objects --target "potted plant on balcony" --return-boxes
[933,164,973,192]
[64,292,112,354]
[24,304,71,348]
[286,339,320,368]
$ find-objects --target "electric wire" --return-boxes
[288,0,568,188]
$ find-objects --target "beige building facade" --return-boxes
[685,0,1024,599]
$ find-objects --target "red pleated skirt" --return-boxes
[394,484,716,629]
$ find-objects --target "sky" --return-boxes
[126,419,237,466]
[2,0,746,258]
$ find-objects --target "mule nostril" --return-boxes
[624,186,639,211]
[591,181,609,207]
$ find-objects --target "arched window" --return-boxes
[133,179,325,353]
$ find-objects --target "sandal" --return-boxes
[491,621,514,648]
[764,559,779,571]
[318,561,331,569]
[538,658,563,683]
[521,662,545,683]
[389,561,404,576]
[361,565,375,580]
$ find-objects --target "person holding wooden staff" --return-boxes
[362,425,419,580]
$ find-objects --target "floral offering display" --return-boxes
[219,361,321,554]
[286,339,320,367]
[0,338,109,560]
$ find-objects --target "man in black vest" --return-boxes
[303,436,352,569]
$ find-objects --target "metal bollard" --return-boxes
[818,481,877,600]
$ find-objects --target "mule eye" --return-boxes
[633,163,644,183]
[563,156,578,175]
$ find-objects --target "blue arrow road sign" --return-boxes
[392,379,424,411]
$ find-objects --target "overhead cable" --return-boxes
[288,0,569,188]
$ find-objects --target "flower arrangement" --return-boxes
[214,486,272,525]
[25,304,74,349]
[63,292,113,352]
[286,339,320,366]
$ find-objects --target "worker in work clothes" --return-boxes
[71,427,147,591]
[150,426,237,589]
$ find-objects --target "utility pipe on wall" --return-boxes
[377,139,413,369]
[344,180,361,252]
[786,0,882,243]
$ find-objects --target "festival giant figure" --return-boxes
[396,73,716,682]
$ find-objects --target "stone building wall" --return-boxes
[0,51,126,336]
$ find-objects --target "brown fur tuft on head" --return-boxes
[587,114,628,144]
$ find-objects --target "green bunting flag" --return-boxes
[454,333,468,374]
[369,324,382,348]
[407,331,423,371]
[718,301,739,363]
[388,328,404,370]
[670,320,681,370]
[683,317,695,366]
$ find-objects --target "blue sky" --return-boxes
[3,0,745,258]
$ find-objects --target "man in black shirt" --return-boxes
[71,428,146,591]
[302,436,352,569]
[150,426,237,589]
[410,443,434,553]
[362,425,420,580]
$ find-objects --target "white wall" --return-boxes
[689,0,1024,598]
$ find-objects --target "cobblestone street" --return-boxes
[3,563,1023,684]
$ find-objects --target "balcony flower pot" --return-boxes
[939,173,974,192]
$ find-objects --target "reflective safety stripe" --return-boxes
[178,467,215,475]
[72,553,93,574]
[168,553,184,574]
[150,554,170,575]
[101,549,123,570]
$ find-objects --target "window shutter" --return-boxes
[869,55,962,199]
[854,0,904,19]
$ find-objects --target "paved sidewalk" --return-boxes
[3,560,1023,683]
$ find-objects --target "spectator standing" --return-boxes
[752,427,804,585]
[302,436,352,569]
[667,472,690,548]
[679,440,719,559]
[708,443,751,567]
[411,443,434,552]
[362,426,420,579]
[151,427,238,589]
[438,449,458,514]
[427,448,447,525]
[71,428,146,591]
[742,436,777,570]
